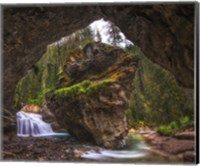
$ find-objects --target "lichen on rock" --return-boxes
[46,42,138,148]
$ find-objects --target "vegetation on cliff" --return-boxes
[14,27,94,107]
[127,51,194,133]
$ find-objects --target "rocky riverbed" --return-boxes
[2,131,89,161]
[2,129,195,163]
[130,128,195,163]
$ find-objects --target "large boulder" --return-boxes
[46,42,138,148]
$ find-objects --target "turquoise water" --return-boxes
[80,133,180,163]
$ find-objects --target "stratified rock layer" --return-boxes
[46,42,138,148]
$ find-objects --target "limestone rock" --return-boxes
[46,42,137,148]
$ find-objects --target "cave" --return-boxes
[1,3,197,162]
[3,4,195,111]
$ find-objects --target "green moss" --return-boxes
[156,116,193,136]
[125,45,143,60]
[125,52,135,59]
[48,79,113,98]
[104,44,118,52]
[27,91,44,106]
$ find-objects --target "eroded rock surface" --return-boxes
[46,42,138,148]
[3,4,195,110]
[142,130,195,162]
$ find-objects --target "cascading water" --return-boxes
[16,111,69,137]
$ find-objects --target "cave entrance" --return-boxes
[14,18,135,108]
[13,18,194,132]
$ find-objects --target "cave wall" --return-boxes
[3,4,195,110]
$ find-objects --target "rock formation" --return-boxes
[3,4,195,110]
[46,42,138,148]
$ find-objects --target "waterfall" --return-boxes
[16,111,69,137]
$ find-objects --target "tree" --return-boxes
[95,29,102,42]
[107,22,123,46]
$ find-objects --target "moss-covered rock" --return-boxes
[46,42,138,148]
[47,79,114,98]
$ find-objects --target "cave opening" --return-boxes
[13,18,194,133]
[2,4,196,162]
[13,18,135,108]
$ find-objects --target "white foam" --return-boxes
[16,111,69,137]
[81,149,147,160]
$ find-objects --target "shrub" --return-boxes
[179,116,190,129]
[156,116,193,136]
[169,121,179,131]
[156,121,179,136]
[156,125,175,136]
[28,92,44,106]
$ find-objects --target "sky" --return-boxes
[89,18,134,48]
[54,18,134,49]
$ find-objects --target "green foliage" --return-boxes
[156,116,192,136]
[157,121,180,136]
[169,121,179,131]
[178,116,191,129]
[157,125,175,136]
[28,92,44,106]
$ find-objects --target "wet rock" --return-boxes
[41,105,61,131]
[46,42,137,148]
[19,104,61,131]
[161,139,194,154]
[142,130,195,163]
[3,132,83,161]
[174,131,195,140]
[182,151,195,162]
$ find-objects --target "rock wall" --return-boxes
[3,4,195,110]
[46,42,138,148]
[3,6,103,109]
[109,4,194,88]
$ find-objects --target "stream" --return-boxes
[45,132,180,163]
[15,111,180,163]
[70,133,179,163]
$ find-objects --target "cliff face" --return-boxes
[3,6,102,109]
[3,4,194,110]
[111,5,194,88]
[46,42,138,148]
